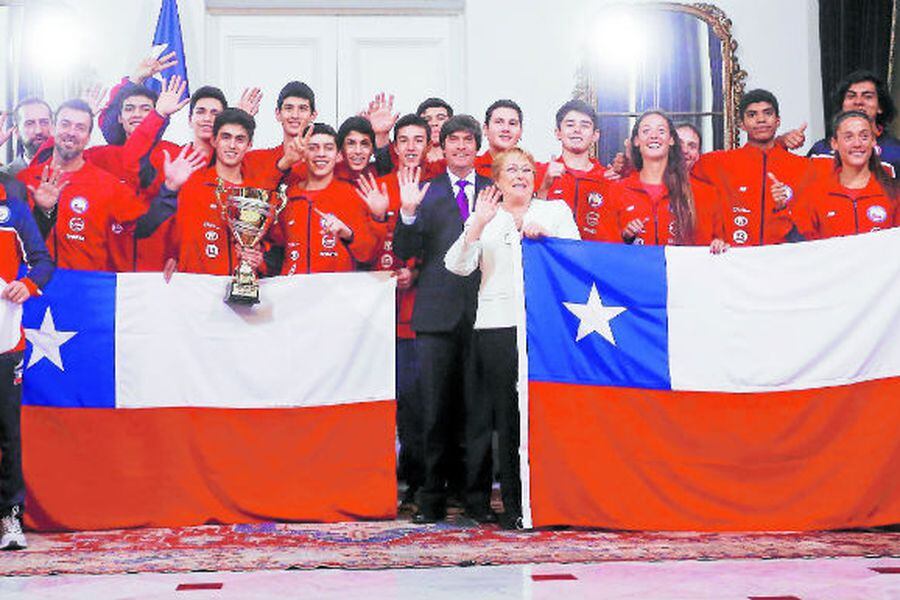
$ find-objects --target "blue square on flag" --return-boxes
[523,238,670,390]
[22,270,116,408]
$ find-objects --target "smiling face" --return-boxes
[53,107,92,162]
[340,130,373,173]
[119,94,155,137]
[633,113,674,162]
[442,129,478,175]
[212,123,252,168]
[494,152,535,204]
[276,96,316,137]
[842,81,881,122]
[190,97,224,143]
[394,124,428,169]
[831,115,876,169]
[556,110,599,154]
[306,132,339,181]
[740,101,780,145]
[484,106,522,153]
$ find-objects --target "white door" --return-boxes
[336,15,465,119]
[206,14,339,149]
[206,12,463,145]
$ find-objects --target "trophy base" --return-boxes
[225,282,260,306]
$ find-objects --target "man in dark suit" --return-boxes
[393,114,494,524]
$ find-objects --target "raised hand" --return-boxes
[80,83,109,115]
[767,172,792,210]
[777,122,807,151]
[398,166,430,217]
[27,166,69,211]
[605,149,629,181]
[237,87,263,117]
[155,75,189,117]
[131,48,178,84]
[279,124,314,170]
[365,92,399,147]
[0,113,16,149]
[163,145,206,191]
[471,186,501,230]
[355,172,390,220]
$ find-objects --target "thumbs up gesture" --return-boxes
[767,172,793,210]
[777,122,807,150]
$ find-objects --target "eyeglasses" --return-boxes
[503,165,535,176]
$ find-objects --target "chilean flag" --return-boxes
[521,230,900,531]
[18,271,397,531]
[144,0,190,101]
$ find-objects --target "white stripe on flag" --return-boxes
[115,272,396,409]
[667,227,900,392]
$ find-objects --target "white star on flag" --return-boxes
[25,308,77,370]
[563,283,627,345]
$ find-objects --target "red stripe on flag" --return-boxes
[532,574,577,581]
[871,567,900,574]
[23,401,396,531]
[176,583,224,591]
[528,378,900,531]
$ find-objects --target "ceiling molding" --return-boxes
[205,0,465,16]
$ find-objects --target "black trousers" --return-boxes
[0,351,24,514]
[473,327,521,518]
[396,338,424,496]
[415,322,477,517]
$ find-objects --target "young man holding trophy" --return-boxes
[154,108,306,304]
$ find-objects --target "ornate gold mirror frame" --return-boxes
[575,2,748,150]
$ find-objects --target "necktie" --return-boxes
[455,180,470,220]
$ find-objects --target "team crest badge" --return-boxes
[70,197,89,214]
[0,206,10,223]
[587,192,604,208]
[867,205,888,223]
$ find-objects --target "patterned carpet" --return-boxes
[2,516,899,577]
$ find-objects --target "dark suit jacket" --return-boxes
[393,171,492,333]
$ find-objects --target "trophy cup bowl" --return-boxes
[217,183,287,305]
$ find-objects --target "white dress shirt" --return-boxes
[400,168,477,225]
[444,199,580,329]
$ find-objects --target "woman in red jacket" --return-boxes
[794,110,898,239]
[604,110,726,252]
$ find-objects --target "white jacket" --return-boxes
[444,199,580,329]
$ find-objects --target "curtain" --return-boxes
[818,0,895,131]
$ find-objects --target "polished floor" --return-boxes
[0,556,898,599]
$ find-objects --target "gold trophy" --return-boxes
[216,181,288,305]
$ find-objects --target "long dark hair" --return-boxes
[630,110,695,245]
[831,110,898,202]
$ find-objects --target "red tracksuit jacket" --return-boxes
[603,173,725,246]
[535,157,615,241]
[277,179,380,275]
[693,143,813,246]
[793,171,898,240]
[18,161,148,271]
